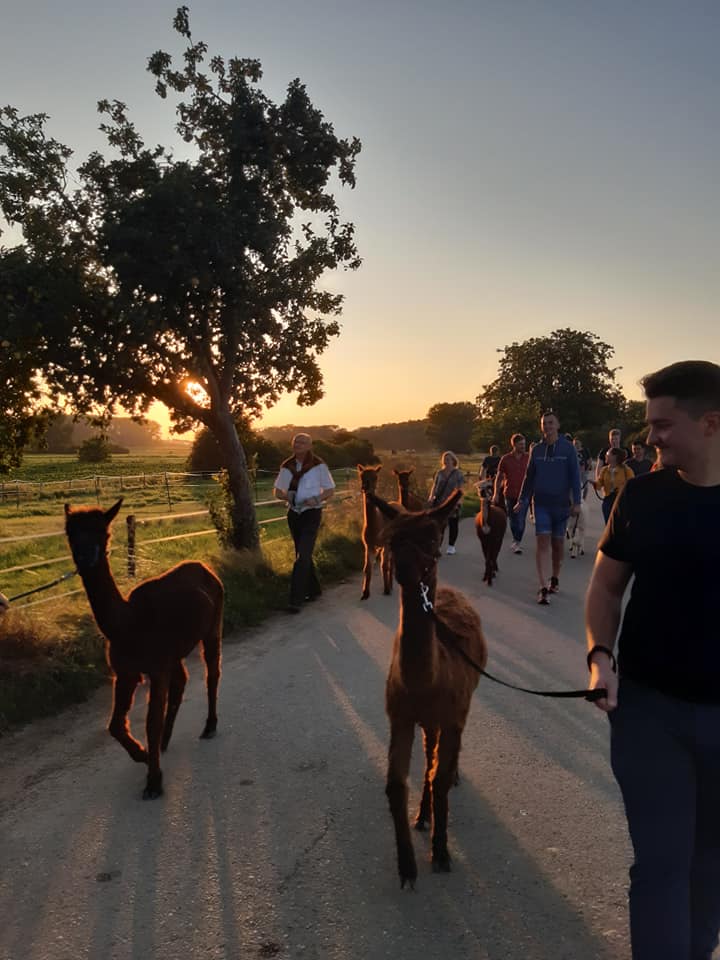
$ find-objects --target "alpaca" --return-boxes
[358,464,396,599]
[393,467,425,512]
[65,499,223,800]
[370,489,487,888]
[568,498,587,558]
[474,483,507,586]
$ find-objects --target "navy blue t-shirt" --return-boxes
[599,469,720,702]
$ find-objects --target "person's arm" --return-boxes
[568,443,582,510]
[516,453,535,508]
[273,467,292,503]
[595,450,605,481]
[585,552,633,712]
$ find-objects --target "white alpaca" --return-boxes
[568,500,587,558]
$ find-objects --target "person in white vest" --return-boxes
[273,433,336,613]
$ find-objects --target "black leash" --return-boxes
[7,569,78,603]
[419,583,606,703]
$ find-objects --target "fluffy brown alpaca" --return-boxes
[358,464,395,599]
[370,489,487,888]
[474,482,507,586]
[65,499,223,800]
[393,467,425,511]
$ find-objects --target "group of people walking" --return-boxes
[272,359,720,960]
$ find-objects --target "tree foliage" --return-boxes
[425,402,477,454]
[0,6,361,548]
[477,328,625,436]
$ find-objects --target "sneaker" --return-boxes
[511,542,522,554]
[446,545,456,555]
[549,576,560,593]
[537,587,550,605]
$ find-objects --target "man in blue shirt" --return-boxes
[516,411,582,604]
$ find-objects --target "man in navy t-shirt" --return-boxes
[586,360,720,960]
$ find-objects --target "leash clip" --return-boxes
[419,582,434,613]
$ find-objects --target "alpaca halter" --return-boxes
[419,582,433,613]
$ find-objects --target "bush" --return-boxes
[77,436,111,463]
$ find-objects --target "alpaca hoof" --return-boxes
[142,773,163,800]
[398,849,418,889]
[432,851,452,873]
[199,722,217,740]
[361,591,369,601]
[413,816,429,831]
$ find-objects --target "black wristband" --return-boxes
[587,645,617,673]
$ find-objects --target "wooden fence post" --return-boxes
[127,514,136,578]
[164,472,172,511]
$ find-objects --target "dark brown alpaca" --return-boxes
[65,499,223,800]
[474,484,507,586]
[370,489,487,888]
[358,464,395,599]
[393,467,425,512]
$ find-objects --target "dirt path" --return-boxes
[0,498,635,960]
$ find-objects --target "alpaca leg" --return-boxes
[143,674,169,800]
[200,610,222,739]
[386,719,417,888]
[414,727,439,831]
[108,672,147,764]
[381,547,393,595]
[431,727,462,872]
[361,545,373,600]
[161,660,188,752]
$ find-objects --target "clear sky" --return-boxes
[2,0,719,433]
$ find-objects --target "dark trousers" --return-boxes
[447,515,459,546]
[504,495,527,543]
[287,508,322,606]
[610,678,720,959]
[602,491,616,524]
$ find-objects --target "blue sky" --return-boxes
[2,0,718,431]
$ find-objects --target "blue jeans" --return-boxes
[504,496,527,543]
[602,491,616,524]
[610,678,720,959]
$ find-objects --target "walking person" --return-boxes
[493,433,529,554]
[626,440,653,477]
[273,433,335,613]
[593,447,635,524]
[573,436,593,498]
[515,412,582,604]
[596,427,630,480]
[479,445,501,489]
[428,451,464,554]
[586,360,720,960]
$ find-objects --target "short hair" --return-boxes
[510,433,525,446]
[441,450,458,467]
[641,361,720,419]
[609,428,621,438]
[541,410,559,424]
[489,445,499,455]
[608,447,627,464]
[292,432,312,446]
[632,439,645,449]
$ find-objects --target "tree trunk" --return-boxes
[212,409,260,551]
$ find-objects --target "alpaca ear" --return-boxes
[367,491,399,520]
[430,489,462,523]
[104,498,124,524]
[392,468,400,477]
[373,464,382,472]
[408,466,415,475]
[64,503,72,517]
[357,464,364,473]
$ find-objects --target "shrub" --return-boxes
[77,437,111,463]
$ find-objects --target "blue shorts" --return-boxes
[534,505,570,539]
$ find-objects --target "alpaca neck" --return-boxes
[363,493,379,536]
[397,578,438,688]
[79,556,129,638]
[400,484,410,509]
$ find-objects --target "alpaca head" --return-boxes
[358,463,382,494]
[392,468,414,492]
[65,498,123,573]
[370,490,461,588]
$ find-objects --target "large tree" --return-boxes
[425,402,477,454]
[477,328,625,436]
[0,6,361,548]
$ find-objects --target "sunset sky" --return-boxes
[2,0,718,434]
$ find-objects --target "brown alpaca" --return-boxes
[474,484,507,586]
[393,467,425,512]
[65,499,223,800]
[370,489,487,888]
[358,464,396,599]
